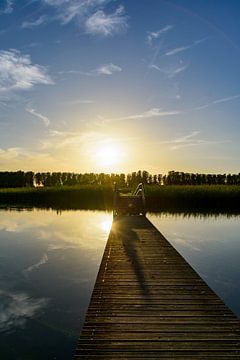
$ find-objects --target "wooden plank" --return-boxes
[74,216,240,359]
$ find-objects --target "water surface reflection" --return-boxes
[0,209,112,360]
[149,212,240,317]
[0,209,240,360]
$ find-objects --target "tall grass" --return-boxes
[1,184,240,213]
[145,185,240,213]
[0,185,113,210]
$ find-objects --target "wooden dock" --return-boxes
[74,215,240,359]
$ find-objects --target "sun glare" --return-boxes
[96,143,124,168]
[101,220,112,233]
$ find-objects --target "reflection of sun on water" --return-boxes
[101,219,112,233]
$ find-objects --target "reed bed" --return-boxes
[1,185,240,213]
[145,185,240,212]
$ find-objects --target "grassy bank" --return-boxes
[1,185,240,213]
[0,185,113,210]
[146,185,240,213]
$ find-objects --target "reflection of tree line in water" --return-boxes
[1,170,240,188]
[1,184,240,214]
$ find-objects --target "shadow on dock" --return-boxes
[113,216,151,297]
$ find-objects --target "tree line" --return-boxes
[1,170,240,188]
[162,171,240,185]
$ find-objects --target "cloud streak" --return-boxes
[60,63,122,76]
[45,130,98,149]
[164,38,207,56]
[150,63,188,78]
[147,25,174,45]
[0,50,53,93]
[195,94,240,110]
[63,98,93,105]
[165,46,190,56]
[214,94,240,104]
[106,108,182,122]
[22,15,48,29]
[95,63,122,75]
[159,131,229,150]
[26,107,50,127]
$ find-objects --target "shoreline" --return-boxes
[1,185,240,214]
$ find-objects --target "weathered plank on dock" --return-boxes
[74,215,240,359]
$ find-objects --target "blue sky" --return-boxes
[0,0,240,174]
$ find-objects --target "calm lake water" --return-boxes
[0,209,239,359]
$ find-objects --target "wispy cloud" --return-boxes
[64,98,93,105]
[95,63,122,75]
[0,0,14,14]
[213,94,240,104]
[45,129,96,149]
[0,147,50,165]
[25,107,50,127]
[164,38,207,56]
[0,50,53,92]
[169,131,201,150]
[41,0,128,37]
[43,0,108,24]
[195,94,240,110]
[108,108,182,122]
[0,289,47,332]
[21,15,48,28]
[0,145,51,171]
[165,46,190,56]
[60,63,122,76]
[147,25,174,45]
[160,131,229,150]
[85,5,127,36]
[44,130,128,155]
[150,63,188,78]
[0,147,22,161]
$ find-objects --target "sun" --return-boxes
[96,143,124,168]
[85,136,128,172]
